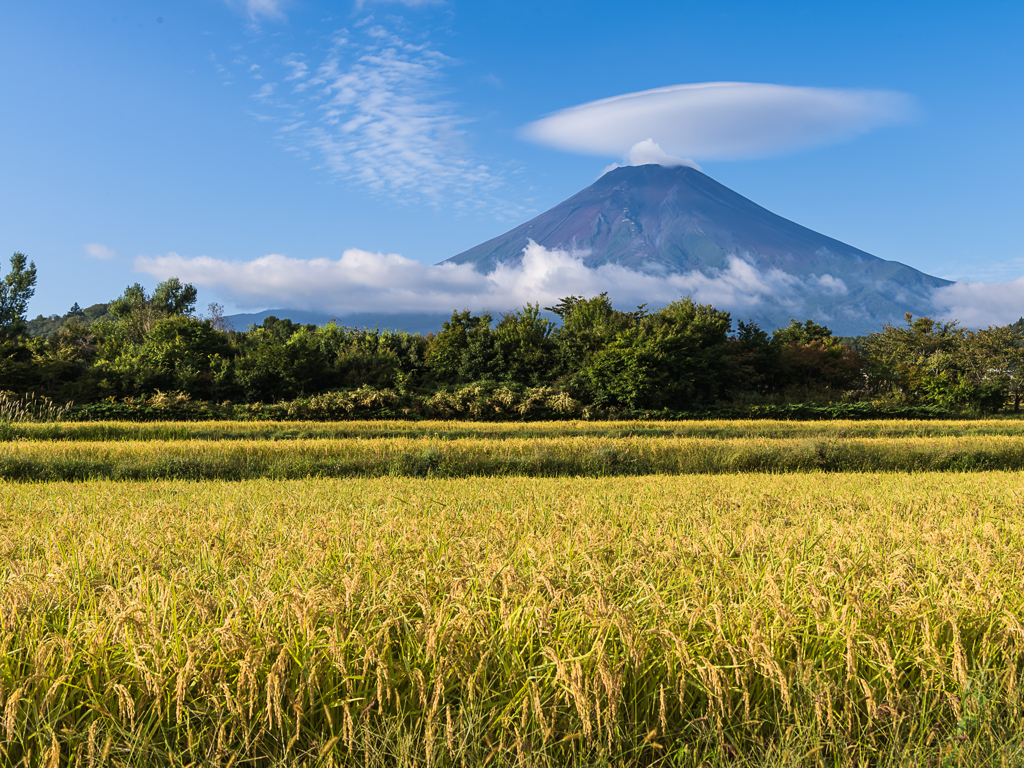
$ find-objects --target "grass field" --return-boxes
[4,434,1024,481]
[6,417,1024,443]
[2,421,1024,766]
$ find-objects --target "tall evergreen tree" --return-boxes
[0,252,38,335]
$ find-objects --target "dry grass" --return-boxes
[0,391,71,424]
[1,473,1023,765]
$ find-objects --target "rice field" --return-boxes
[2,421,1024,766]
[6,417,1024,443]
[4,433,1024,481]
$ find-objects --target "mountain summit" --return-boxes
[446,164,950,334]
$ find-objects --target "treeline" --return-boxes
[3,253,1024,419]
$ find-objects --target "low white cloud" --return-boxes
[134,242,846,321]
[522,82,916,162]
[84,243,117,260]
[813,274,849,296]
[931,279,1024,327]
[226,0,286,22]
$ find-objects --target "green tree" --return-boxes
[863,313,1011,412]
[772,319,862,399]
[324,324,428,390]
[772,318,833,346]
[546,293,645,375]
[728,319,781,398]
[961,324,1024,412]
[152,277,198,317]
[94,315,232,398]
[0,252,38,336]
[279,326,330,395]
[491,304,556,384]
[0,253,40,392]
[107,278,199,344]
[582,297,732,410]
[30,323,103,402]
[231,317,325,401]
[425,310,495,384]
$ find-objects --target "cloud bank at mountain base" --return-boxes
[136,243,826,320]
[136,243,1023,330]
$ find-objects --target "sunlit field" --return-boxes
[2,422,1024,766]
[7,417,1024,443]
[6,433,1024,481]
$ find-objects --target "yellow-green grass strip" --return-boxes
[7,417,1024,443]
[4,434,1024,481]
[1,473,1023,765]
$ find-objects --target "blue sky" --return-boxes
[2,0,1023,324]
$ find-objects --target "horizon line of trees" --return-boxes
[4,253,1024,416]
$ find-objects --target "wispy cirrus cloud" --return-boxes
[523,82,916,163]
[225,0,287,23]
[353,0,444,9]
[302,27,484,197]
[252,82,276,101]
[232,24,521,214]
[281,54,308,83]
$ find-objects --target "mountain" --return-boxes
[26,303,114,338]
[225,309,449,335]
[446,164,950,334]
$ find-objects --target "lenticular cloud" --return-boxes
[522,82,916,161]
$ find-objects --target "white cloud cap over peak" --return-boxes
[522,82,917,161]
[84,243,117,260]
[625,139,700,169]
[602,139,702,175]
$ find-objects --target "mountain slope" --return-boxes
[224,309,449,335]
[446,164,949,334]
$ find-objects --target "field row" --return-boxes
[0,473,1022,765]
[5,417,1024,443]
[4,434,1024,480]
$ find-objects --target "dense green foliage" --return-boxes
[6,258,1024,419]
[0,252,37,336]
[25,301,113,338]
